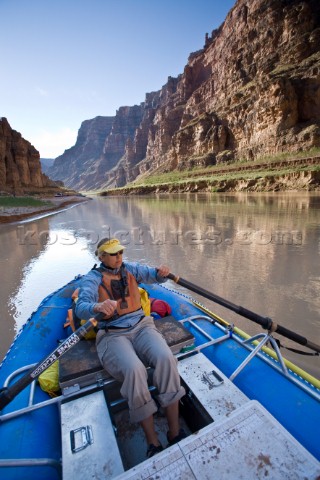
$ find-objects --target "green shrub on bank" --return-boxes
[0,197,51,207]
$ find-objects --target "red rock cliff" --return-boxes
[0,118,49,193]
[139,0,320,173]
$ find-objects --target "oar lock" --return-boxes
[266,318,277,332]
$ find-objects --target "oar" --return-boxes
[167,273,320,354]
[0,316,101,410]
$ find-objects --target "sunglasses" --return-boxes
[108,250,124,257]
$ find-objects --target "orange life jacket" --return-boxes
[97,266,141,319]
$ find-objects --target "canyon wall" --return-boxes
[0,117,53,193]
[48,0,320,190]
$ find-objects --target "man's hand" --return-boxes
[94,299,117,317]
[157,265,170,277]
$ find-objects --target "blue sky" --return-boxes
[0,0,235,158]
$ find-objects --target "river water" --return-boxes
[0,193,319,378]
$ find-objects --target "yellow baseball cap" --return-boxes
[97,238,125,255]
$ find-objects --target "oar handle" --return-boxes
[167,273,320,354]
[276,325,320,353]
[0,316,101,411]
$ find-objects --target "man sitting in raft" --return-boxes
[75,237,186,458]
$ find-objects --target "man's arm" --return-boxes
[125,262,170,284]
[75,270,102,320]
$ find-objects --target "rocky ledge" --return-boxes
[102,168,320,196]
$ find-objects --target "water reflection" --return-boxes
[0,219,42,358]
[0,193,319,378]
[9,231,93,332]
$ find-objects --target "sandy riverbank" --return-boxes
[0,196,89,224]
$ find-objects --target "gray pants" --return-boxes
[96,316,185,423]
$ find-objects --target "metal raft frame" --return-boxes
[0,314,319,477]
[179,315,319,401]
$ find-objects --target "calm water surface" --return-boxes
[0,193,319,378]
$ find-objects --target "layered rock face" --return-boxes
[48,116,115,189]
[49,107,147,189]
[49,0,320,190]
[182,0,320,164]
[0,118,51,193]
[40,158,55,174]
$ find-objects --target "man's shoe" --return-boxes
[146,443,163,458]
[167,428,187,446]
